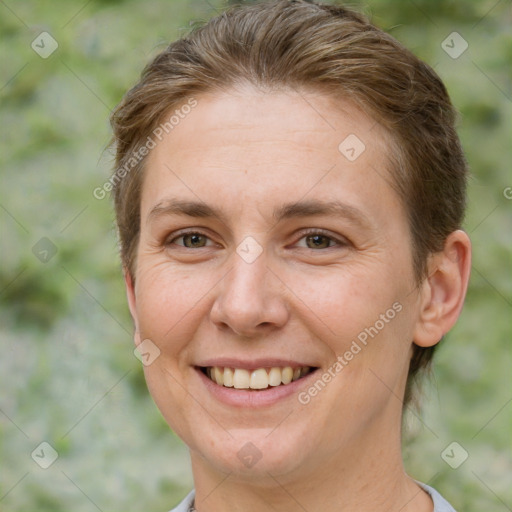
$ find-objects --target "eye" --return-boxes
[295,229,348,250]
[166,230,213,249]
[165,229,349,251]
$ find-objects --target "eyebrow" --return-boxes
[147,197,373,231]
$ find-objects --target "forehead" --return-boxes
[154,87,387,157]
[140,87,402,228]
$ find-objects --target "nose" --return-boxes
[209,249,289,338]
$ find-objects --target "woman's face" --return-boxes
[127,87,425,480]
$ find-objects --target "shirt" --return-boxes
[167,482,456,512]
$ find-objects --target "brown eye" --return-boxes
[296,229,347,250]
[305,234,332,249]
[182,233,207,248]
[167,231,211,248]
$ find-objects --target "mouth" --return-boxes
[199,366,315,390]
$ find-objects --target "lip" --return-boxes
[194,365,320,408]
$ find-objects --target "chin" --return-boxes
[189,425,312,479]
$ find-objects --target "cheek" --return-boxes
[299,262,415,386]
[294,264,399,340]
[133,264,205,434]
[135,263,209,346]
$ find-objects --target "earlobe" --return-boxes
[124,268,141,346]
[413,230,472,348]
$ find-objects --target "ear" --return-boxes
[124,267,141,347]
[413,230,471,347]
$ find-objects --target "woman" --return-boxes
[109,0,471,510]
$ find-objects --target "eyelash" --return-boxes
[166,228,348,250]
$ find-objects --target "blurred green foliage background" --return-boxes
[0,0,510,510]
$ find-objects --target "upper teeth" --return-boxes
[206,366,311,390]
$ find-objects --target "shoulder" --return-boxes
[416,481,457,512]
[168,489,195,512]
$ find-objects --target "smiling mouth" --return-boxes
[200,366,315,390]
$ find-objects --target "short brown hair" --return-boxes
[110,0,468,406]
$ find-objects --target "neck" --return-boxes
[188,409,433,512]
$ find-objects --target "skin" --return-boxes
[125,86,471,512]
